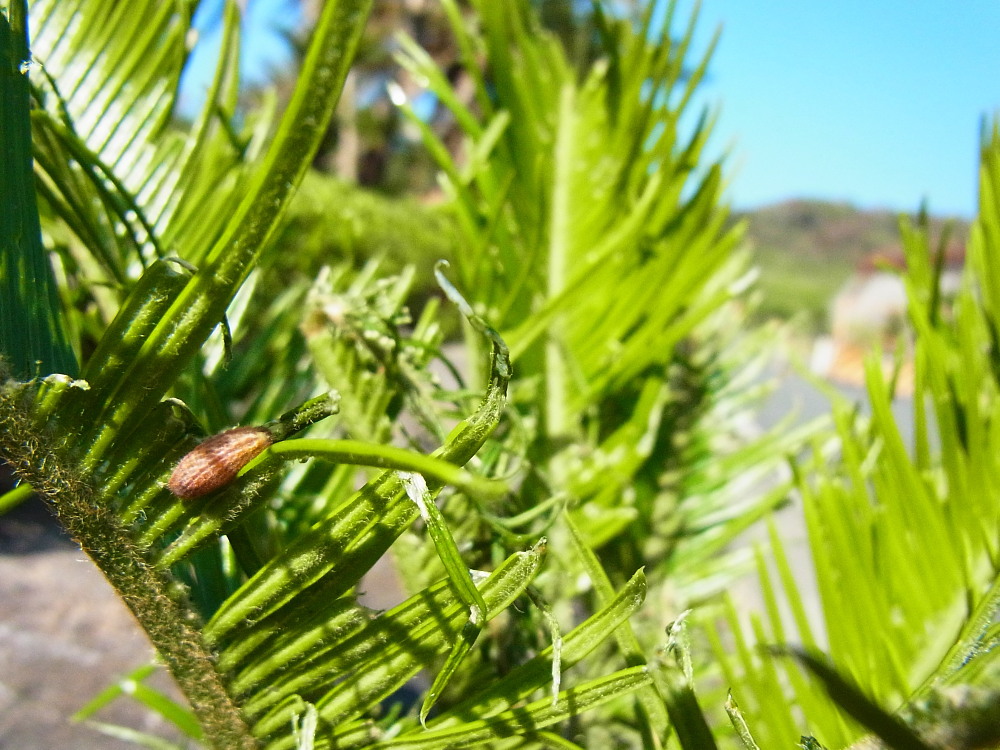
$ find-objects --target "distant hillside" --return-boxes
[737,199,970,331]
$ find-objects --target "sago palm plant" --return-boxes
[1,0,800,747]
[390,2,812,744]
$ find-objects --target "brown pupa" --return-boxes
[168,426,273,500]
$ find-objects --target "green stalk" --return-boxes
[153,438,507,570]
[268,439,506,498]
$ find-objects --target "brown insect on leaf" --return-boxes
[168,426,273,500]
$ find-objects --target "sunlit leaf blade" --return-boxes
[653,612,718,750]
[0,2,76,378]
[562,511,670,739]
[725,692,761,750]
[427,568,647,731]
[401,472,487,724]
[73,663,203,742]
[373,667,653,749]
[75,721,188,750]
[73,663,160,721]
[0,480,33,513]
[252,544,545,746]
[770,647,934,750]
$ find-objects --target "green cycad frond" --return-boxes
[396,0,802,612]
[717,122,1000,748]
[2,1,663,745]
[1,2,76,377]
[30,0,249,278]
[386,2,817,746]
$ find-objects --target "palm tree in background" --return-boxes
[196,0,647,193]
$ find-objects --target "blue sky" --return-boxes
[181,1,1000,218]
[178,0,301,115]
[674,1,1000,217]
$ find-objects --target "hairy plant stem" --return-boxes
[0,388,258,749]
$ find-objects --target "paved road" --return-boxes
[0,498,187,749]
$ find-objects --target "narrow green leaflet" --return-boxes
[73,663,203,741]
[254,544,546,747]
[373,667,653,749]
[427,568,647,731]
[725,692,761,750]
[770,647,934,750]
[0,0,76,377]
[400,471,489,724]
